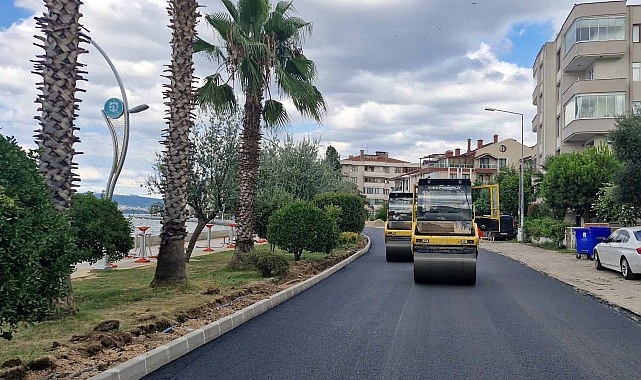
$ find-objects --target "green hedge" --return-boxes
[313,193,366,233]
[523,217,569,247]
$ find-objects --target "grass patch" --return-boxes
[1,240,364,364]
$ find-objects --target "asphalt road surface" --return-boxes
[145,228,641,380]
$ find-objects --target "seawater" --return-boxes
[124,214,229,236]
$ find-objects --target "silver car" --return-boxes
[594,227,641,280]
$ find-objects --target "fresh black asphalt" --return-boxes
[145,228,641,379]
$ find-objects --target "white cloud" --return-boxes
[0,0,592,195]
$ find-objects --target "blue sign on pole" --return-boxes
[104,98,124,119]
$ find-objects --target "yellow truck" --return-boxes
[411,178,479,285]
[384,192,414,262]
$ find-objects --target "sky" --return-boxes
[0,0,637,197]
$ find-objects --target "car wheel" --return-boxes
[594,251,603,270]
[621,257,635,280]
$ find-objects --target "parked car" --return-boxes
[593,227,641,279]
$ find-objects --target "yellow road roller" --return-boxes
[385,192,414,262]
[411,178,479,285]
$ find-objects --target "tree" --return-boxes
[152,0,199,286]
[68,193,134,264]
[609,113,641,207]
[325,145,341,172]
[539,146,620,223]
[313,193,367,233]
[149,201,164,215]
[267,201,338,261]
[0,135,78,339]
[195,0,326,263]
[592,183,641,226]
[148,111,241,262]
[374,201,388,221]
[33,0,85,212]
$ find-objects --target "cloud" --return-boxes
[0,0,588,195]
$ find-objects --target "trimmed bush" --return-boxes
[267,201,339,260]
[524,217,569,247]
[338,231,360,245]
[243,251,289,277]
[0,135,79,336]
[313,193,367,233]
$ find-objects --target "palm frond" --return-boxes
[193,37,225,62]
[196,75,238,114]
[285,55,316,81]
[238,0,270,36]
[239,58,265,97]
[221,0,239,22]
[263,99,290,129]
[205,12,234,42]
[275,65,325,122]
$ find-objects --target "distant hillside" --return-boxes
[112,194,162,213]
[87,193,163,213]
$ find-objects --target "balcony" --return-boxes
[562,40,626,72]
[562,118,617,143]
[561,78,626,106]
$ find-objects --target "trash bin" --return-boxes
[589,226,611,246]
[575,227,596,260]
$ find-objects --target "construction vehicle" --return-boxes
[384,191,414,262]
[473,184,515,240]
[411,178,479,285]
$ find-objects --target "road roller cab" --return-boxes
[411,178,479,285]
[385,192,414,262]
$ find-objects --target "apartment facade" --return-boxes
[533,0,641,163]
[392,136,534,192]
[340,150,419,212]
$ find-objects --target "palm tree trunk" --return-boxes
[231,96,263,265]
[151,0,198,286]
[33,0,86,310]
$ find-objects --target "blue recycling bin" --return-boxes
[575,227,595,259]
[589,226,611,246]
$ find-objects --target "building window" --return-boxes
[449,174,457,179]
[633,101,641,114]
[564,16,625,54]
[564,93,625,125]
[365,166,374,172]
[634,24,641,43]
[634,62,641,81]
[499,158,507,168]
[479,157,490,168]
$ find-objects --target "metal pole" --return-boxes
[519,113,525,242]
[484,107,526,242]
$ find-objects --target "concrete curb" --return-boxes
[91,235,372,380]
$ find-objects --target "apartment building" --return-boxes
[340,150,419,212]
[533,0,641,164]
[392,135,533,192]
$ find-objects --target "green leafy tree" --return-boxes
[324,145,341,172]
[255,187,294,240]
[148,111,241,262]
[267,201,338,260]
[152,0,199,286]
[374,201,388,221]
[0,135,78,339]
[592,183,641,226]
[313,193,367,233]
[609,113,641,208]
[540,146,620,223]
[68,193,134,264]
[149,201,164,215]
[195,0,326,262]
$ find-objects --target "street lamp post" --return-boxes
[90,38,149,270]
[485,107,525,242]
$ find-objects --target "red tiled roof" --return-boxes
[341,155,412,164]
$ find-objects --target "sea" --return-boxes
[125,214,230,236]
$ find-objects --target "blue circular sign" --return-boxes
[104,98,124,119]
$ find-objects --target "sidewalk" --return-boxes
[72,235,235,279]
[481,240,641,317]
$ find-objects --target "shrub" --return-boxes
[313,193,367,233]
[338,231,360,245]
[68,192,134,264]
[267,201,339,260]
[0,135,79,337]
[524,217,569,247]
[374,202,388,221]
[243,251,289,277]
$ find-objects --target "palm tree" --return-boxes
[194,0,326,264]
[151,0,199,286]
[33,0,85,211]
